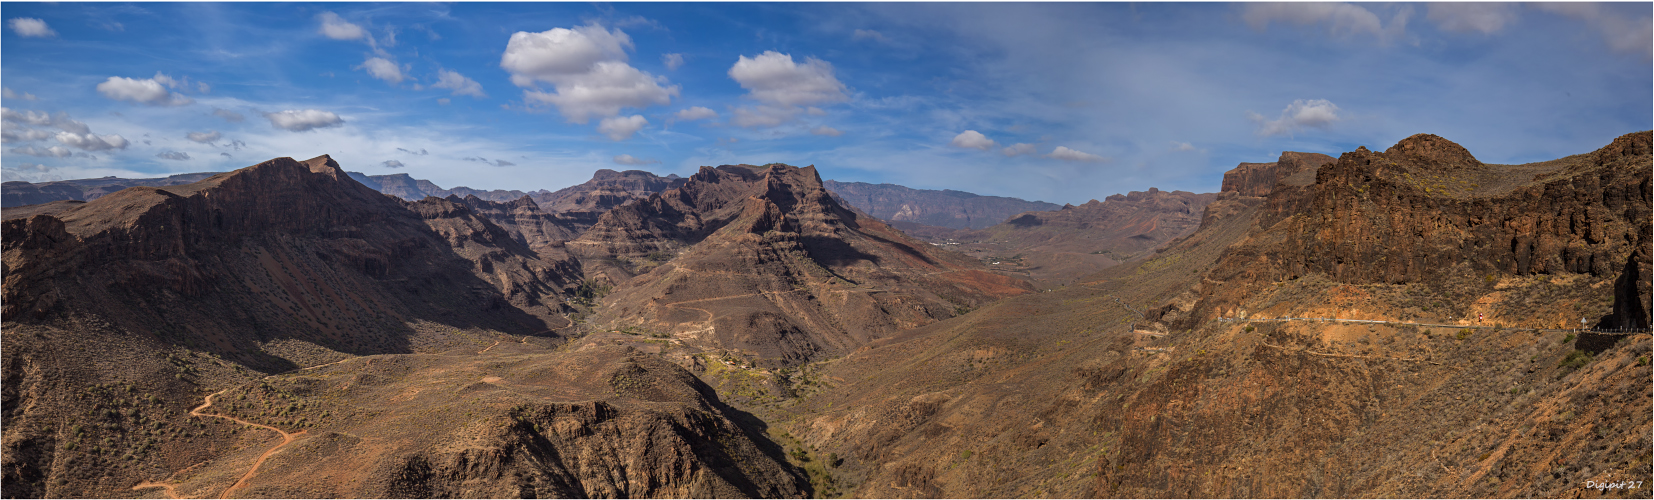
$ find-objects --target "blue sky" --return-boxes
[2,2,1649,204]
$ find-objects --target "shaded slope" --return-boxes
[2,172,217,208]
[573,164,1033,367]
[1,155,581,498]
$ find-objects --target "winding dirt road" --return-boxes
[132,360,347,498]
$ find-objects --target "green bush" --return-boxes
[1456,329,1471,340]
[1244,326,1255,333]
[1562,333,1576,344]
[1558,350,1593,370]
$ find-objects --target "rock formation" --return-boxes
[823,180,1061,230]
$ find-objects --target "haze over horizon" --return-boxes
[2,2,1649,205]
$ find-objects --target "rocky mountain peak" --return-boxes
[1383,133,1481,168]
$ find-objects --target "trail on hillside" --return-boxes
[132,359,353,498]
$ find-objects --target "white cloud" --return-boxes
[198,82,211,94]
[437,98,451,106]
[357,57,405,85]
[432,69,485,97]
[811,125,843,137]
[1,107,89,134]
[2,87,37,101]
[852,29,892,44]
[1047,146,1107,162]
[731,106,797,128]
[950,130,997,150]
[1,122,52,143]
[265,109,344,132]
[613,154,659,165]
[212,108,245,123]
[318,12,366,41]
[1171,141,1196,151]
[662,53,684,71]
[96,75,194,106]
[156,151,191,161]
[1427,3,1518,35]
[596,115,648,141]
[8,18,55,38]
[729,51,848,107]
[1001,142,1037,157]
[1536,3,1654,60]
[500,24,679,124]
[1248,99,1341,137]
[675,106,717,121]
[382,159,405,168]
[1242,3,1410,43]
[186,131,221,144]
[55,132,129,151]
[10,145,73,157]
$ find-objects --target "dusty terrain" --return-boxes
[823,180,1061,230]
[2,132,1648,499]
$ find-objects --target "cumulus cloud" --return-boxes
[811,125,843,137]
[1242,2,1410,43]
[397,147,429,155]
[950,130,997,150]
[463,157,515,167]
[227,139,247,151]
[1001,143,1037,157]
[198,82,211,94]
[437,98,451,105]
[1536,3,1653,60]
[220,152,232,158]
[494,159,515,167]
[852,29,892,44]
[1,107,90,134]
[1248,99,1341,137]
[1171,141,1196,151]
[1046,146,1107,162]
[730,106,797,128]
[596,115,648,141]
[1427,3,1518,35]
[212,108,245,123]
[10,145,73,157]
[8,18,55,38]
[318,11,366,41]
[433,69,485,97]
[186,131,221,144]
[357,57,405,85]
[55,132,129,151]
[662,53,684,70]
[729,51,848,107]
[613,154,659,166]
[2,87,37,101]
[674,106,717,121]
[382,159,405,168]
[500,23,679,123]
[264,109,344,132]
[96,74,194,106]
[156,151,191,161]
[1,123,52,143]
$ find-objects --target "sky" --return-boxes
[2,2,1650,205]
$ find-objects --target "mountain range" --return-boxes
[2,132,1648,498]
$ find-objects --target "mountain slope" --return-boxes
[571,164,1033,367]
[823,180,1061,230]
[1,155,590,497]
[774,132,1651,498]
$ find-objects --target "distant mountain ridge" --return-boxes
[823,180,1062,230]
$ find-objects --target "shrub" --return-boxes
[1562,333,1576,344]
[1558,350,1593,370]
[1456,329,1471,340]
[1244,326,1255,333]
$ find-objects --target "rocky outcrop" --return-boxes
[532,169,687,215]
[823,180,1061,230]
[574,164,1033,366]
[444,194,587,251]
[1219,152,1336,198]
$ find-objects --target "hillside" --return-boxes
[0,156,584,497]
[570,164,1033,367]
[823,180,1061,230]
[769,132,1651,498]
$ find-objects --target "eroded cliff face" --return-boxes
[1187,132,1652,328]
[572,164,1032,367]
[822,180,1062,230]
